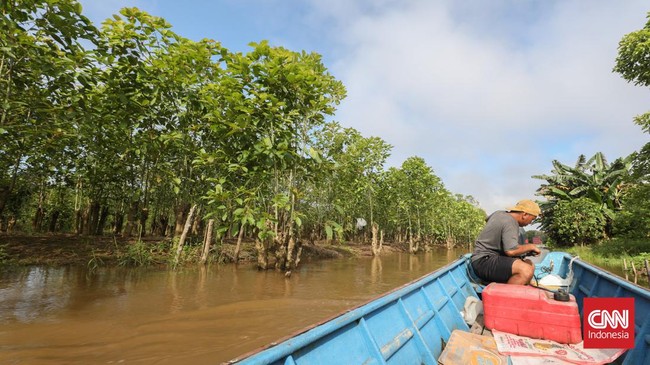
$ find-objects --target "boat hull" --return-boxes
[230,252,650,365]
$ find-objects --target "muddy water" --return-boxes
[0,248,467,365]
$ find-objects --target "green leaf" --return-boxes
[308,147,322,163]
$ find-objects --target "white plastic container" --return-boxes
[461,296,483,326]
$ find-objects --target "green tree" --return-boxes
[613,13,650,240]
[0,0,98,228]
[90,8,187,237]
[398,157,443,252]
[447,195,486,250]
[200,41,346,267]
[613,144,650,238]
[613,184,650,238]
[1,2,492,267]
[373,157,485,252]
[78,8,223,239]
[312,123,391,244]
[376,166,408,243]
[547,198,606,247]
[614,11,650,133]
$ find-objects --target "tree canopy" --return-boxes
[614,11,650,133]
[1,1,486,267]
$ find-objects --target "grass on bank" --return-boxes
[561,238,650,278]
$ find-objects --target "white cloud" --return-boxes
[323,0,649,214]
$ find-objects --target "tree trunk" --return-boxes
[48,210,60,232]
[371,222,381,256]
[81,203,91,235]
[174,202,190,237]
[445,220,454,250]
[416,212,421,244]
[294,241,303,268]
[233,222,245,263]
[123,200,139,237]
[408,217,415,253]
[200,219,214,265]
[446,235,454,250]
[113,209,124,235]
[88,200,100,236]
[159,214,169,236]
[283,169,297,271]
[139,207,149,237]
[0,154,21,218]
[255,239,269,270]
[32,189,45,232]
[32,207,44,232]
[7,216,16,232]
[191,206,202,236]
[173,204,196,266]
[75,208,83,235]
[286,236,296,269]
[96,206,109,235]
[0,187,9,229]
[275,236,287,270]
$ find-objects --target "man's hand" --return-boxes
[505,244,541,258]
[521,244,541,258]
[530,244,541,256]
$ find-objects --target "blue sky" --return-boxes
[79,0,650,215]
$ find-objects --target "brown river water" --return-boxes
[0,248,468,365]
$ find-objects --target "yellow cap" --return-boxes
[507,199,541,217]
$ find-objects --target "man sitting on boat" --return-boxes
[471,199,542,285]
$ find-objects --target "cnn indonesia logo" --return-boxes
[583,298,635,349]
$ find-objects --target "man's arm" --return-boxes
[505,243,541,257]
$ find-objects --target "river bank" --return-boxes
[2,234,647,287]
[0,233,406,267]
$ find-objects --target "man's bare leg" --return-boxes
[508,259,534,285]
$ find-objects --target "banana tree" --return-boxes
[534,152,633,238]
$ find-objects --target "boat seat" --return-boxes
[466,258,490,294]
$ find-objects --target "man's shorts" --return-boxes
[471,255,518,283]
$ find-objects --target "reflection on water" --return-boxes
[0,249,469,364]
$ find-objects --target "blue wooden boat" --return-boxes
[228,251,650,365]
